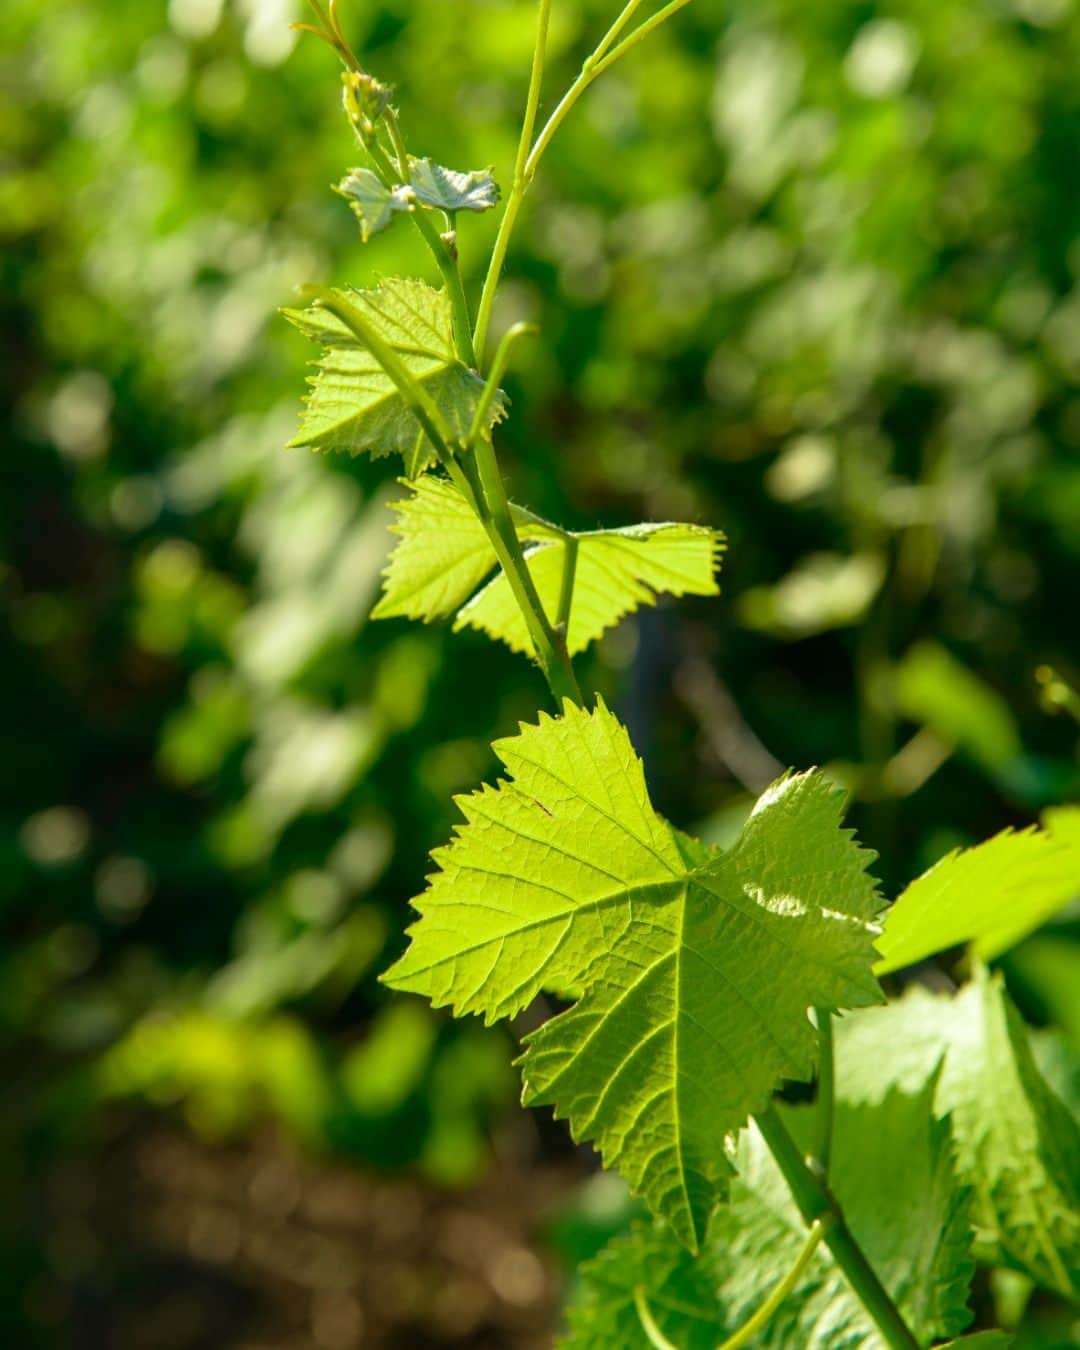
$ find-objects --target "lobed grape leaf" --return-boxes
[564,1085,974,1349]
[835,968,1080,1300]
[283,279,505,466]
[334,167,413,242]
[408,157,500,213]
[370,476,494,622]
[876,807,1080,974]
[384,699,882,1250]
[372,475,724,655]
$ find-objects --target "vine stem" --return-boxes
[473,0,552,363]
[474,0,694,364]
[363,131,478,369]
[470,436,582,706]
[310,288,578,705]
[754,1107,920,1350]
[813,1007,835,1175]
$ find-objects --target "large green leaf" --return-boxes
[372,475,724,655]
[384,700,882,1249]
[876,808,1080,974]
[835,969,1080,1300]
[563,1087,974,1349]
[283,279,505,465]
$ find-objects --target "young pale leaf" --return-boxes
[283,279,505,466]
[371,476,494,622]
[876,808,1080,974]
[457,522,725,656]
[384,700,882,1250]
[408,157,500,213]
[371,477,724,655]
[564,1089,974,1350]
[335,168,413,242]
[836,968,1080,1300]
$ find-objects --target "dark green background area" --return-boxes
[2,1,1078,1345]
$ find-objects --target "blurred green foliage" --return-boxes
[2,0,1079,1341]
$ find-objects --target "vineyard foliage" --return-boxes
[3,0,1080,1345]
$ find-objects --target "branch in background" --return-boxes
[674,652,784,794]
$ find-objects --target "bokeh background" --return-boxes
[3,0,1079,1346]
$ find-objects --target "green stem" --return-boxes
[524,0,694,180]
[474,0,552,364]
[556,534,579,631]
[589,0,694,79]
[634,1219,828,1350]
[363,134,478,369]
[633,1287,679,1350]
[719,1219,828,1350]
[471,435,582,706]
[466,322,538,447]
[383,106,411,178]
[476,0,694,363]
[755,1107,920,1350]
[593,0,650,62]
[813,1008,834,1176]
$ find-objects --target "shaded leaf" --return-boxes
[564,1087,974,1349]
[876,808,1080,974]
[835,968,1080,1300]
[283,279,505,465]
[385,700,882,1249]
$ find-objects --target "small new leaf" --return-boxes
[371,476,493,622]
[877,808,1080,973]
[458,522,724,656]
[283,279,506,466]
[384,700,882,1249]
[372,476,724,655]
[408,157,500,213]
[835,968,1080,1300]
[335,168,413,242]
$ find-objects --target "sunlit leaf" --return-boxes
[372,476,724,655]
[371,475,494,621]
[283,279,505,465]
[457,521,724,656]
[876,808,1080,974]
[385,700,882,1249]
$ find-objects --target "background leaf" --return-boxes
[876,809,1080,973]
[564,1085,974,1350]
[835,969,1080,1300]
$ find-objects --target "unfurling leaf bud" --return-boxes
[342,71,393,140]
